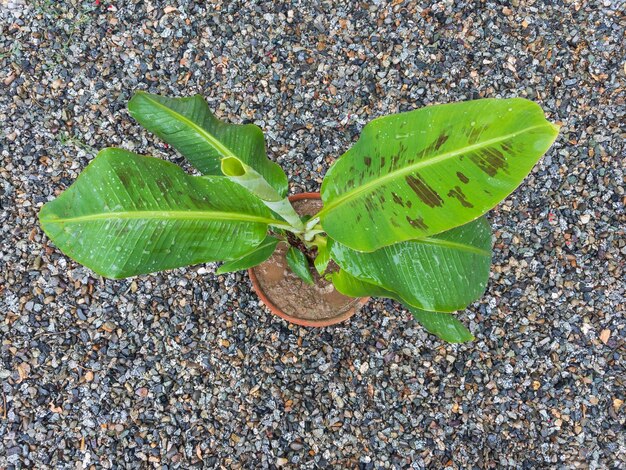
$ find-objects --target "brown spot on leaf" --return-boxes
[406,200,412,208]
[447,186,474,208]
[118,172,131,187]
[483,147,507,174]
[363,197,376,214]
[470,146,507,176]
[156,179,172,193]
[501,140,513,152]
[392,192,404,207]
[406,215,428,230]
[364,156,372,167]
[456,171,470,184]
[434,134,449,150]
[188,193,208,207]
[380,156,386,167]
[405,174,443,207]
[467,125,486,144]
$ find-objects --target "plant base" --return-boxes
[248,193,368,327]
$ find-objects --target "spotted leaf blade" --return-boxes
[331,217,492,312]
[128,91,288,197]
[39,148,274,279]
[320,98,559,251]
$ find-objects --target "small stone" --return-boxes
[4,73,16,85]
[16,362,30,381]
[599,329,610,344]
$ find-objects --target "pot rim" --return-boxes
[248,192,369,327]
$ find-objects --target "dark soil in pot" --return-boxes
[248,194,367,327]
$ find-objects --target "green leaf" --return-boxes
[407,307,474,343]
[39,148,277,279]
[216,236,279,274]
[128,91,288,197]
[331,270,473,343]
[286,246,314,285]
[331,217,492,312]
[320,98,559,251]
[331,269,401,300]
[314,237,333,275]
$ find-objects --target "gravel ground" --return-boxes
[1,1,624,468]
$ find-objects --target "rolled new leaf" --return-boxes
[128,91,288,197]
[331,270,474,343]
[221,157,304,231]
[331,217,492,312]
[320,98,559,251]
[39,148,278,278]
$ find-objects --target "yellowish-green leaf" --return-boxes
[314,237,334,275]
[320,98,559,251]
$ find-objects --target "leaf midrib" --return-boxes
[40,210,279,226]
[319,123,552,217]
[137,92,236,159]
[415,236,490,257]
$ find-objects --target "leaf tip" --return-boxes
[549,120,561,136]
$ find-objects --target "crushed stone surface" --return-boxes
[0,1,624,468]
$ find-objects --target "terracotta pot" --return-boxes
[248,192,369,327]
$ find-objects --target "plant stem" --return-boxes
[219,157,305,232]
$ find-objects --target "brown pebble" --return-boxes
[3,73,16,86]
